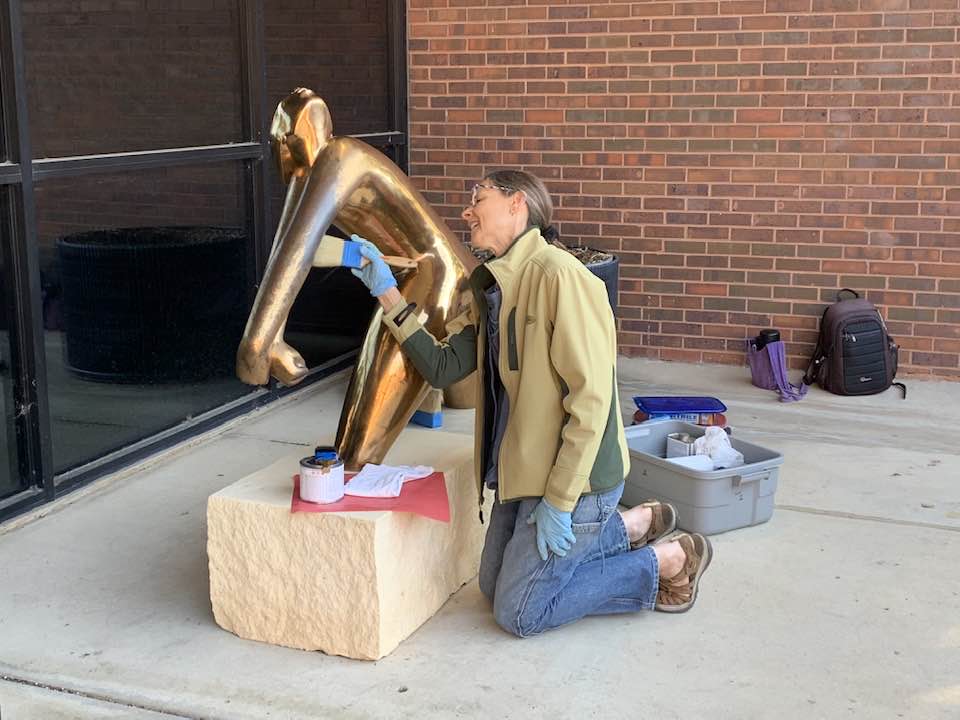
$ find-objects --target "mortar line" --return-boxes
[776,504,960,533]
[0,673,213,720]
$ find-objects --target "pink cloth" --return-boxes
[290,471,450,522]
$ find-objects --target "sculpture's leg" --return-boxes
[443,374,476,410]
[418,388,444,419]
[335,297,431,470]
[334,271,476,467]
[332,260,473,469]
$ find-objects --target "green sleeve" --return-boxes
[382,298,478,389]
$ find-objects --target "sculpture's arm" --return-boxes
[380,298,478,389]
[236,148,364,385]
[269,174,308,263]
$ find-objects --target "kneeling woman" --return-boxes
[350,170,713,637]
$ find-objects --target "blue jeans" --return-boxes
[478,481,659,638]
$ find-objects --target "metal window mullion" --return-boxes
[2,0,53,499]
[240,0,271,284]
[26,133,402,185]
[387,0,409,174]
[0,162,21,184]
[31,142,262,181]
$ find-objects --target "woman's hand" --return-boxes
[349,234,397,297]
[526,499,576,561]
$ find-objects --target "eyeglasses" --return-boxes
[469,183,516,207]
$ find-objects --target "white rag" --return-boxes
[692,426,745,469]
[343,464,434,498]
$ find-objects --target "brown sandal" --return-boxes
[655,532,713,613]
[629,500,677,549]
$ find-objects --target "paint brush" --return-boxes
[312,234,418,270]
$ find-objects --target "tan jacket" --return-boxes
[382,227,628,513]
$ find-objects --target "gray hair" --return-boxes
[484,169,558,242]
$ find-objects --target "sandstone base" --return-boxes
[207,428,487,660]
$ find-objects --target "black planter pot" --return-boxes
[584,253,619,317]
[57,226,248,383]
[471,243,620,317]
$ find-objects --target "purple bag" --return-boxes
[747,339,808,403]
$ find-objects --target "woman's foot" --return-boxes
[620,500,677,548]
[653,533,713,613]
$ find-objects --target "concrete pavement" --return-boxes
[0,358,957,719]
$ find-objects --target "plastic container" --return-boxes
[633,396,727,415]
[665,432,697,457]
[634,410,727,426]
[632,396,728,426]
[622,421,784,535]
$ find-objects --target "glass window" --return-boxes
[284,262,375,370]
[35,163,254,473]
[21,3,244,158]
[1,72,6,162]
[264,0,391,137]
[1,186,22,498]
[262,0,392,367]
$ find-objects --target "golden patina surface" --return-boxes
[236,88,476,468]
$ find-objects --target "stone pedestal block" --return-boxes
[207,429,486,660]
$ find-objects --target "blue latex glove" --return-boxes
[349,234,397,297]
[526,498,576,561]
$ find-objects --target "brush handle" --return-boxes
[364,254,419,270]
[313,235,419,270]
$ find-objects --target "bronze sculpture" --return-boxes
[236,88,477,469]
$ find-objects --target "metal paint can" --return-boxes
[665,432,697,458]
[299,446,345,504]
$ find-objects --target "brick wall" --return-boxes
[407,0,960,379]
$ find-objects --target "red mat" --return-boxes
[290,471,450,522]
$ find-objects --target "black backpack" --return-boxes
[803,289,906,398]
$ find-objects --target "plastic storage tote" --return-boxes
[622,421,784,535]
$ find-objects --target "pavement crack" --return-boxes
[776,504,960,533]
[0,672,211,719]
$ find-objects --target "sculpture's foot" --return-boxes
[269,340,308,386]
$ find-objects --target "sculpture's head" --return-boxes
[270,88,334,184]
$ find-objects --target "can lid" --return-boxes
[758,328,780,344]
[314,449,338,462]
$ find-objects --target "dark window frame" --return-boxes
[0,0,408,522]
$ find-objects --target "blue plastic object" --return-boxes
[633,396,727,415]
[410,410,443,428]
[349,235,397,297]
[340,240,364,269]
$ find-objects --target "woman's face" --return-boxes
[461,182,525,256]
